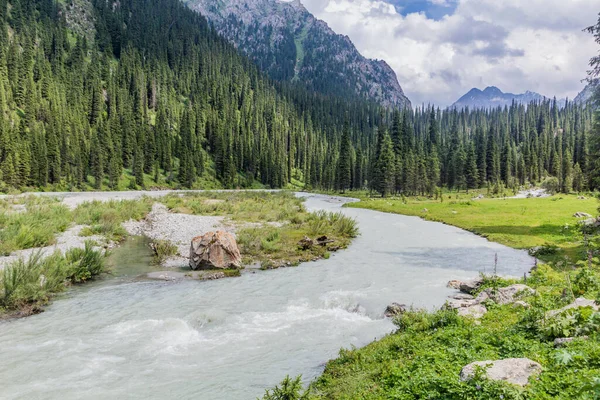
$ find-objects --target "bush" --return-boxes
[73,199,152,240]
[541,177,560,195]
[151,240,178,264]
[0,244,106,316]
[261,375,308,400]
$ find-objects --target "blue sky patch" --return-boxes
[385,0,457,20]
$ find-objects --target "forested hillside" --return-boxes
[364,100,596,197]
[0,0,384,192]
[0,0,596,195]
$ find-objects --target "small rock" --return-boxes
[422,208,429,213]
[573,212,592,218]
[457,304,487,319]
[460,358,542,386]
[513,301,530,308]
[578,196,587,200]
[546,297,599,318]
[384,303,407,317]
[449,293,475,300]
[480,284,536,305]
[447,280,462,289]
[554,336,589,347]
[459,278,483,295]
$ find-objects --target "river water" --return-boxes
[0,193,534,399]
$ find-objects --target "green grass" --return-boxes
[0,243,107,317]
[161,191,305,223]
[74,198,153,241]
[0,196,72,256]
[151,239,178,264]
[347,194,598,263]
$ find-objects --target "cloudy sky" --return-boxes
[300,0,600,106]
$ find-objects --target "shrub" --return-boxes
[261,375,308,400]
[151,240,178,264]
[0,244,106,316]
[541,177,560,195]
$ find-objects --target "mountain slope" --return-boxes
[185,0,411,108]
[575,82,597,105]
[451,87,547,110]
[0,0,381,192]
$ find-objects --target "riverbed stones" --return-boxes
[456,304,487,319]
[476,284,536,305]
[189,231,242,270]
[460,358,542,386]
[384,303,406,317]
[459,278,484,295]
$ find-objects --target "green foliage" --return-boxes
[150,240,178,264]
[260,376,309,400]
[0,244,106,316]
[0,197,71,255]
[73,199,153,241]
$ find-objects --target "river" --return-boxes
[0,193,534,399]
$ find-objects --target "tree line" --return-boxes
[0,0,598,197]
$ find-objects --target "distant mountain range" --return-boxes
[452,84,598,110]
[185,0,411,108]
[451,87,550,110]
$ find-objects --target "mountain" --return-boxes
[575,82,597,105]
[184,0,411,108]
[451,86,548,110]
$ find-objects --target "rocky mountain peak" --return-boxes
[185,0,411,108]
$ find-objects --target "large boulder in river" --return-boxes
[460,358,542,386]
[189,231,242,270]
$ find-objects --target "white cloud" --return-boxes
[300,0,600,106]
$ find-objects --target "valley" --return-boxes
[1,0,600,399]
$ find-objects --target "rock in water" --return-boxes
[460,358,542,386]
[384,303,406,317]
[189,231,242,270]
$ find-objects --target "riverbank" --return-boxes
[265,192,600,399]
[0,191,358,318]
[345,193,598,264]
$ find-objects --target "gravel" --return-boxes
[123,203,234,268]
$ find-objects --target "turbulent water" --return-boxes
[0,194,534,400]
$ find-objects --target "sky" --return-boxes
[299,0,600,107]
